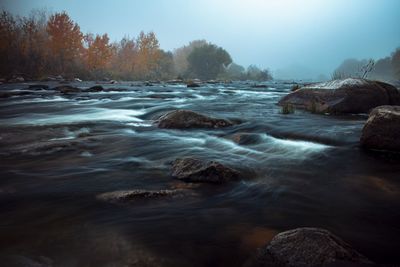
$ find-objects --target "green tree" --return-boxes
[219,62,246,80]
[155,50,175,80]
[173,39,207,77]
[392,48,400,79]
[187,43,232,80]
[246,65,273,81]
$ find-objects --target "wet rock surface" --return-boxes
[53,85,81,94]
[171,157,240,183]
[97,189,189,203]
[246,228,373,267]
[229,133,263,145]
[187,82,201,88]
[86,85,104,92]
[278,78,400,114]
[360,105,400,152]
[28,84,50,90]
[157,110,233,129]
[0,255,54,267]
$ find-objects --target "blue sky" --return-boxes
[2,0,400,79]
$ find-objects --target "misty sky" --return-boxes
[2,0,400,79]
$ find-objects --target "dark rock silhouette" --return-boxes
[246,228,372,267]
[360,105,400,152]
[171,157,240,184]
[157,110,233,129]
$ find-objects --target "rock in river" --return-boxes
[229,133,263,145]
[187,82,201,88]
[28,84,50,90]
[86,85,104,92]
[157,110,233,129]
[171,157,240,184]
[97,189,188,203]
[278,78,400,114]
[53,85,81,94]
[246,227,372,267]
[360,105,400,152]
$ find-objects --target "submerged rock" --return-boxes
[0,91,31,98]
[229,133,263,145]
[9,76,25,83]
[171,157,240,184]
[97,189,188,203]
[157,110,233,129]
[187,82,201,88]
[86,85,104,92]
[28,84,49,90]
[278,78,400,114]
[166,79,184,84]
[1,254,53,267]
[251,84,268,88]
[247,228,372,267]
[53,85,81,94]
[360,105,400,152]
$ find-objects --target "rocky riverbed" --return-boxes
[0,80,399,266]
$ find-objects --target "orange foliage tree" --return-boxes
[136,31,161,79]
[19,10,49,77]
[111,37,138,79]
[0,11,18,75]
[46,11,83,75]
[85,33,113,77]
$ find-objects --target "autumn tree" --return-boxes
[18,10,49,77]
[85,33,112,78]
[46,11,83,75]
[110,37,138,79]
[187,43,232,80]
[136,31,161,79]
[0,11,18,76]
[1,9,277,82]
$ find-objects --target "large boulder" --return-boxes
[360,105,400,152]
[247,228,372,267]
[157,110,233,129]
[278,78,400,114]
[171,157,240,184]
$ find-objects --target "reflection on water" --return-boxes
[0,81,399,266]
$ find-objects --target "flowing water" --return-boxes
[0,81,399,266]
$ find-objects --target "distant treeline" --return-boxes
[0,10,272,81]
[332,48,400,81]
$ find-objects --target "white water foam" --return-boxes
[3,108,145,126]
